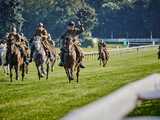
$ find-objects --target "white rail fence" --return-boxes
[84,45,159,61]
[62,74,160,120]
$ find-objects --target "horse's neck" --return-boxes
[35,41,45,55]
[10,45,19,55]
[99,45,104,53]
[68,42,74,51]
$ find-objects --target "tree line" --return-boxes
[0,0,160,39]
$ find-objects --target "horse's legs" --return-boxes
[46,62,49,80]
[36,63,41,80]
[25,64,29,74]
[51,58,56,72]
[76,66,80,83]
[9,65,13,82]
[7,65,9,75]
[103,60,106,67]
[64,67,71,83]
[21,63,25,81]
[15,65,19,80]
[70,67,74,80]
[99,59,102,66]
[2,65,5,73]
[5,65,9,75]
[41,64,46,75]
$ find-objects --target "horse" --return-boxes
[0,42,9,74]
[8,42,25,82]
[23,47,30,74]
[63,36,81,83]
[32,36,56,80]
[98,44,109,67]
[47,43,56,72]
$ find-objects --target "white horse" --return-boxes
[0,43,9,74]
[32,36,49,80]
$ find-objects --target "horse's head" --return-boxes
[65,36,74,55]
[33,36,42,51]
[10,43,17,54]
[65,36,73,50]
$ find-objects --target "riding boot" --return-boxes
[29,46,34,62]
[59,51,64,67]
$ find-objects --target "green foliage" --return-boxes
[76,6,97,31]
[87,0,160,38]
[22,0,96,37]
[82,31,97,48]
[82,37,95,48]
[0,0,24,35]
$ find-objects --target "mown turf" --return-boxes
[0,47,160,120]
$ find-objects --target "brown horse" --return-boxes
[24,47,30,74]
[99,45,109,67]
[63,36,81,83]
[8,43,25,82]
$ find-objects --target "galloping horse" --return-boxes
[8,42,25,82]
[63,36,81,83]
[32,36,56,80]
[98,44,109,67]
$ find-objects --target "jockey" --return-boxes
[98,39,108,60]
[6,27,21,64]
[30,22,53,62]
[7,27,21,45]
[59,21,85,68]
[48,33,55,47]
[20,33,29,47]
[20,33,30,64]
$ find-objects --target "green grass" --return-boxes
[0,48,160,120]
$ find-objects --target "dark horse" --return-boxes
[8,43,26,82]
[63,36,81,83]
[98,44,109,67]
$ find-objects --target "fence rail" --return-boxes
[103,38,160,42]
[62,74,160,120]
[84,45,158,61]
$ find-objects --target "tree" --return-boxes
[0,0,24,35]
[76,6,97,31]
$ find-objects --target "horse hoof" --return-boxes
[69,77,74,80]
[41,75,44,78]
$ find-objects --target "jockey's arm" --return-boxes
[75,25,84,35]
[23,38,29,47]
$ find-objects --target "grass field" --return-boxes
[0,47,160,120]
